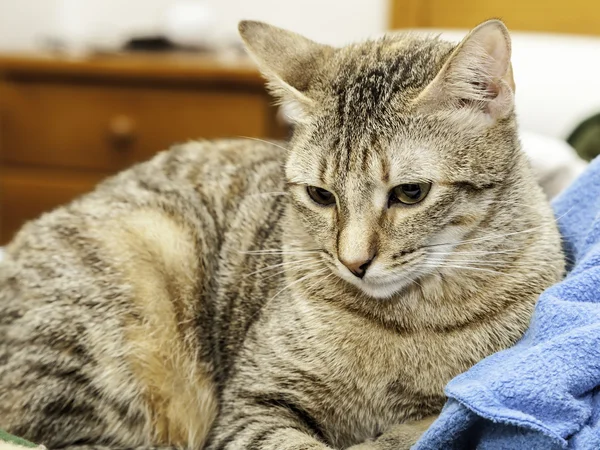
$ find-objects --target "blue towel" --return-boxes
[414,157,600,450]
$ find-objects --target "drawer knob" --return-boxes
[108,115,137,150]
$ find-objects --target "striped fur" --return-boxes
[0,20,563,450]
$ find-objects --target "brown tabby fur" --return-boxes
[0,19,563,450]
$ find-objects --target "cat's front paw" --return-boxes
[345,441,377,450]
[346,416,437,450]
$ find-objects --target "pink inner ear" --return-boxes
[485,80,500,99]
[457,78,499,105]
[472,79,500,98]
[473,26,511,81]
[490,44,506,64]
[455,76,506,118]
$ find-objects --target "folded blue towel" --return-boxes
[414,157,600,450]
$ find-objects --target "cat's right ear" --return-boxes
[239,21,334,122]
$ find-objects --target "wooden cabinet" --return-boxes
[0,53,286,243]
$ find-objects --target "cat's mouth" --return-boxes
[328,247,449,298]
[358,274,423,299]
[336,257,427,299]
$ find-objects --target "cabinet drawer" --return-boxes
[0,80,274,171]
[0,167,105,243]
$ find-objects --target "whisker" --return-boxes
[430,228,538,248]
[427,249,521,256]
[238,136,289,152]
[268,268,329,303]
[486,200,576,222]
[305,272,335,292]
[260,261,324,282]
[399,272,424,290]
[425,226,544,250]
[425,206,576,250]
[243,257,317,277]
[238,249,322,256]
[486,199,553,211]
[247,191,289,198]
[431,261,562,271]
[421,263,514,277]
[427,255,565,264]
[244,267,328,325]
[452,260,561,268]
[429,248,574,265]
[238,246,320,252]
[431,259,512,265]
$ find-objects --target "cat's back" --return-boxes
[0,138,286,447]
[0,137,287,337]
[4,137,286,258]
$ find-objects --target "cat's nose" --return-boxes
[340,256,375,279]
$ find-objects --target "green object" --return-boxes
[0,429,38,448]
[568,112,600,161]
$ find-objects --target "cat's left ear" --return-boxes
[239,21,335,122]
[415,19,515,121]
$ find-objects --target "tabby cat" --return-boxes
[0,19,563,450]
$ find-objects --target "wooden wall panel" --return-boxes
[0,167,106,243]
[390,0,600,35]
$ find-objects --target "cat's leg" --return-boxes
[0,205,218,449]
[206,396,334,450]
[0,352,151,449]
[51,448,177,450]
[347,416,438,450]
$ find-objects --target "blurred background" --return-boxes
[0,0,599,244]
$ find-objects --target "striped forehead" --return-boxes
[323,143,380,190]
[287,132,440,192]
[324,141,439,189]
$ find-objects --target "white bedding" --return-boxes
[521,131,587,198]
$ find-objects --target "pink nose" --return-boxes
[340,257,374,279]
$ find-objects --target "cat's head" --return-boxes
[240,20,524,299]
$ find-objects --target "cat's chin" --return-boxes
[350,277,419,300]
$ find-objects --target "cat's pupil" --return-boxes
[307,186,336,206]
[389,182,431,206]
[402,184,421,199]
[318,189,331,199]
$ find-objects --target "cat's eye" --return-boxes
[389,182,431,206]
[307,186,336,206]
